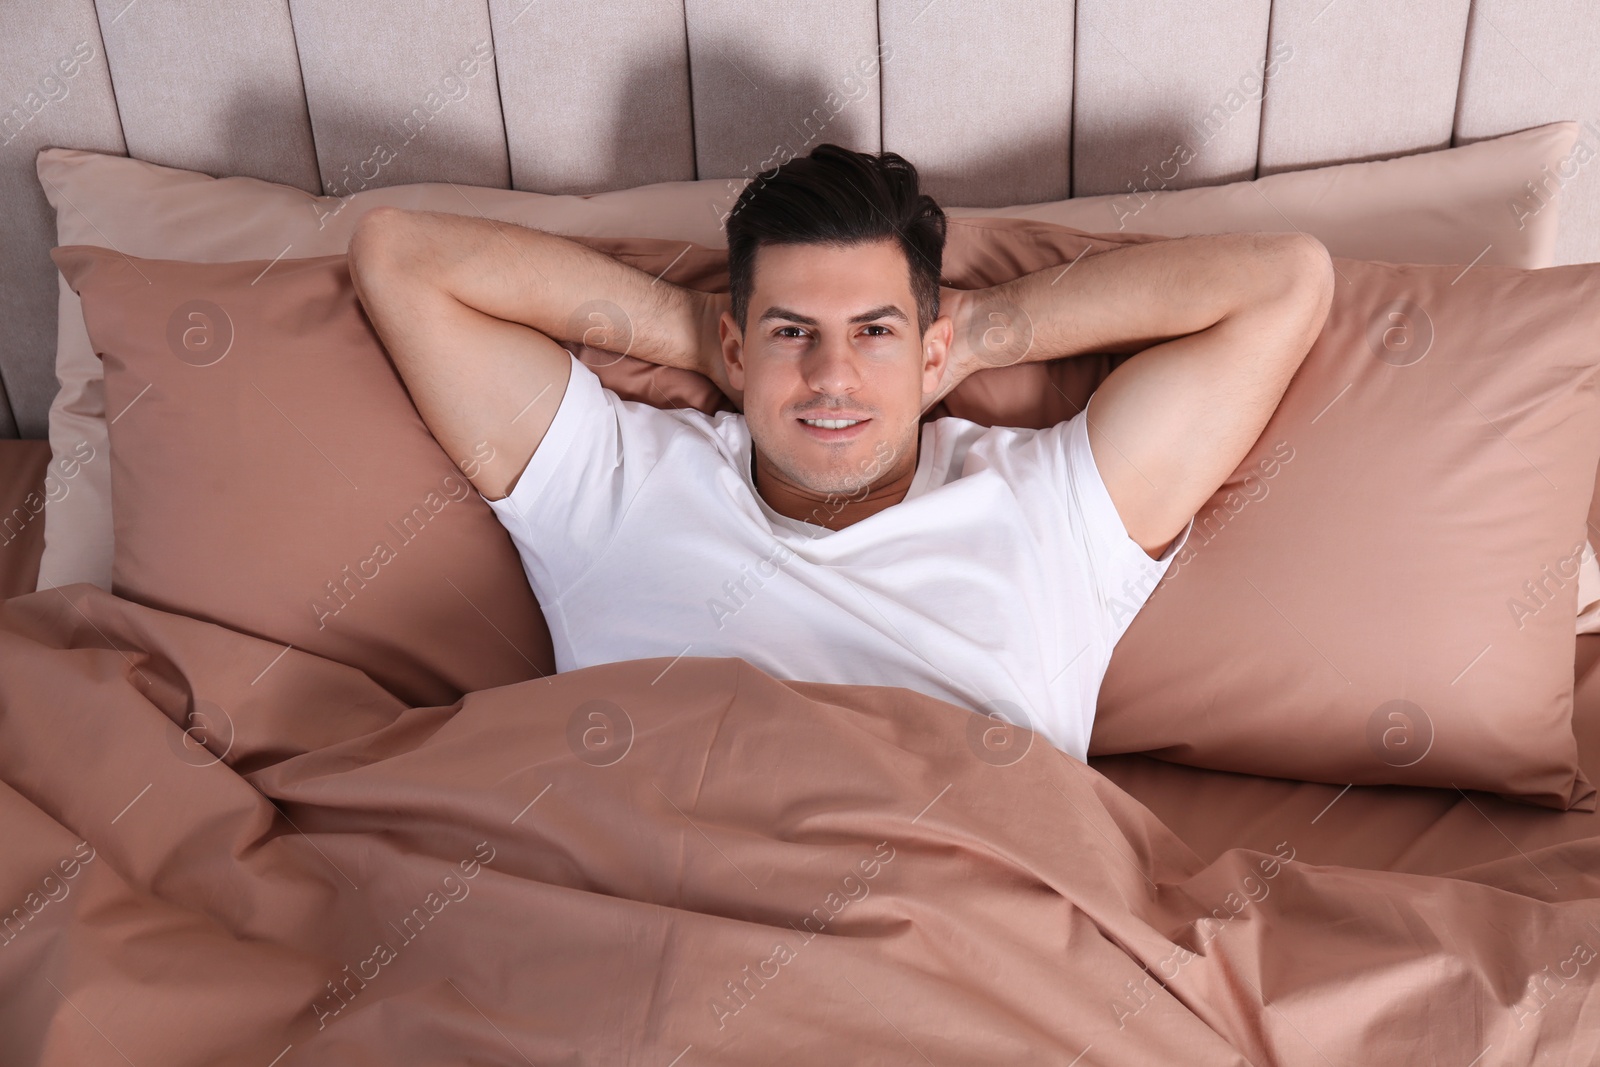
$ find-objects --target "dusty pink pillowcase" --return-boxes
[52,245,556,708]
[951,221,1600,810]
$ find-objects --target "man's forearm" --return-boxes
[953,233,1311,371]
[354,208,718,372]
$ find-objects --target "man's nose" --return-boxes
[803,336,863,395]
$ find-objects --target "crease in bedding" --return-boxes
[1,582,1598,1065]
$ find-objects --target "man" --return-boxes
[346,144,1333,763]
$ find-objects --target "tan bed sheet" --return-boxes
[1,580,1598,1065]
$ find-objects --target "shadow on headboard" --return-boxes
[2,0,1596,440]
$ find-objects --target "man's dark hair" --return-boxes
[725,143,947,340]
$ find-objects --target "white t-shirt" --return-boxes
[483,354,1192,763]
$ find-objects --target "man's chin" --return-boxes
[781,462,875,502]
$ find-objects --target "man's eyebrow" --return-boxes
[757,304,911,327]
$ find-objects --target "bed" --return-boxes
[4,2,1600,1064]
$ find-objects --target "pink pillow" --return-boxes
[52,246,555,708]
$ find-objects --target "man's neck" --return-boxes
[752,441,920,532]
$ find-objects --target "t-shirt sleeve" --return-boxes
[1060,398,1193,644]
[478,352,680,600]
[989,395,1194,647]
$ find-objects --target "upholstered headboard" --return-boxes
[2,0,1597,441]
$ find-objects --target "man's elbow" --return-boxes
[348,207,450,312]
[1276,233,1335,314]
[1257,233,1335,351]
[348,206,409,281]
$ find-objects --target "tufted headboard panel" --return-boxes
[1,0,1597,439]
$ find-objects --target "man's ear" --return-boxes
[719,309,747,392]
[921,312,954,394]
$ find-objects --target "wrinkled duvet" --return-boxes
[2,583,1598,1066]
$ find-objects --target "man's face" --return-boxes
[720,238,951,501]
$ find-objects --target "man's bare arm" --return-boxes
[347,207,722,500]
[946,233,1335,557]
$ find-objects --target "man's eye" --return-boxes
[776,326,807,339]
[863,325,891,337]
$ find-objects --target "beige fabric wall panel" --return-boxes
[1257,0,1471,176]
[94,0,318,190]
[289,0,510,195]
[0,0,124,439]
[1071,0,1270,199]
[1455,0,1600,267]
[4,1,1598,443]
[685,0,881,181]
[490,0,695,193]
[880,0,1073,207]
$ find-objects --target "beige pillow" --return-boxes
[34,121,1579,592]
[956,122,1578,266]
